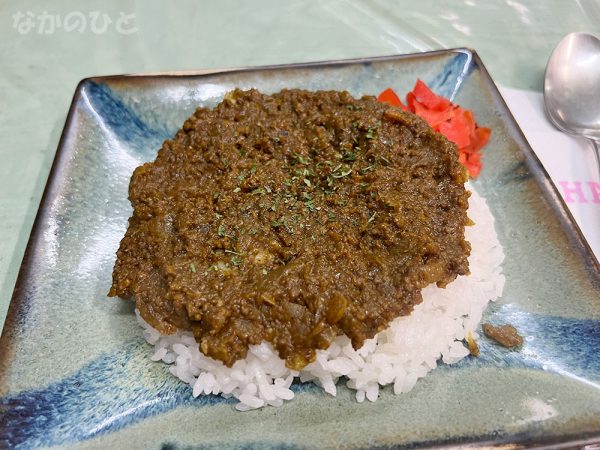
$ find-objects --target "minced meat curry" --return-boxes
[109,89,471,370]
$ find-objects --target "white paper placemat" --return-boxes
[499,86,600,260]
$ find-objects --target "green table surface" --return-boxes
[1,0,599,331]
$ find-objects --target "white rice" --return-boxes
[137,185,504,411]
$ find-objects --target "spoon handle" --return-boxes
[593,139,600,181]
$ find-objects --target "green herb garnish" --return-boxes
[271,219,285,228]
[291,152,309,165]
[304,199,316,212]
[366,126,378,140]
[361,165,375,174]
[342,149,360,162]
[332,166,353,178]
[217,225,235,239]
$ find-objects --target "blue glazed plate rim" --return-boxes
[1,48,599,449]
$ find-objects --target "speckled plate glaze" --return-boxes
[1,49,599,449]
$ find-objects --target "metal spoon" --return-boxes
[544,32,600,173]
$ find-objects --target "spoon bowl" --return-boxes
[544,32,600,175]
[544,32,600,140]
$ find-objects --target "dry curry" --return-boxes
[109,89,471,370]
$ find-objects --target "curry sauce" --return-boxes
[109,89,471,370]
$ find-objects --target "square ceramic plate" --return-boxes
[1,49,599,449]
